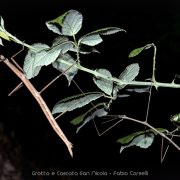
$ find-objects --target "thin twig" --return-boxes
[40,61,78,94]
[145,84,152,123]
[60,59,180,89]
[152,44,157,82]
[11,46,24,72]
[160,129,180,162]
[55,111,67,120]
[0,55,73,157]
[160,137,164,163]
[161,134,174,163]
[94,118,123,136]
[166,134,180,137]
[121,115,180,151]
[170,127,180,134]
[8,47,25,96]
[9,46,180,97]
[161,143,170,163]
[8,82,23,96]
[40,73,63,94]
[144,83,152,135]
[9,57,74,96]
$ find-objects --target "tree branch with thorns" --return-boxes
[0,10,180,161]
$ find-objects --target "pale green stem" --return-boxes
[4,30,37,51]
[72,35,81,63]
[60,59,180,89]
[152,43,157,82]
[4,30,180,89]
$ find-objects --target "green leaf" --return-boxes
[79,45,99,54]
[24,41,74,79]
[117,128,168,144]
[71,113,87,126]
[45,10,82,36]
[119,133,155,153]
[126,87,150,93]
[71,44,99,54]
[0,31,10,41]
[150,128,168,135]
[52,92,103,114]
[99,27,126,35]
[0,38,3,46]
[117,131,144,144]
[93,69,113,96]
[128,47,144,58]
[118,94,130,98]
[135,134,154,148]
[34,41,74,67]
[118,63,140,90]
[45,22,61,35]
[0,16,5,29]
[52,36,69,46]
[23,40,74,79]
[52,53,78,85]
[51,11,68,26]
[46,12,68,35]
[62,10,83,36]
[170,113,180,124]
[79,34,103,46]
[70,103,105,125]
[23,43,49,79]
[128,44,153,58]
[76,108,108,133]
[113,88,131,99]
[78,27,125,46]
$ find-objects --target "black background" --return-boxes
[0,0,180,179]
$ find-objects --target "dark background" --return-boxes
[0,0,180,179]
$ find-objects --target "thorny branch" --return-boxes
[1,14,180,160]
[0,54,73,157]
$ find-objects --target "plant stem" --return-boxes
[39,73,63,94]
[8,82,23,96]
[0,55,73,157]
[60,59,180,89]
[5,31,37,51]
[152,43,157,82]
[121,115,180,151]
[6,30,180,89]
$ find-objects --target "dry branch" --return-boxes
[0,55,73,157]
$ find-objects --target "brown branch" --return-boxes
[0,55,73,157]
[9,56,78,96]
[11,46,24,72]
[8,82,23,96]
[121,115,180,151]
[39,73,63,94]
